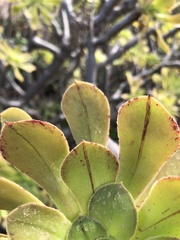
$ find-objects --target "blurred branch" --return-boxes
[94,0,119,27]
[107,0,137,22]
[140,60,180,79]
[52,19,63,39]
[22,53,65,105]
[29,36,61,56]
[86,7,97,84]
[98,27,180,69]
[0,97,22,107]
[61,9,71,46]
[93,8,141,46]
[98,33,139,68]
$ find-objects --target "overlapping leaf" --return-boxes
[61,141,119,213]
[89,183,137,240]
[0,120,80,220]
[117,96,179,199]
[132,177,180,239]
[7,203,71,240]
[67,216,108,240]
[0,107,32,126]
[0,177,43,211]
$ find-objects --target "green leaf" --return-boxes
[19,63,36,73]
[133,177,180,239]
[0,120,81,220]
[62,81,110,146]
[0,107,32,126]
[136,148,180,207]
[13,66,24,82]
[89,183,137,240]
[156,13,180,24]
[156,29,170,53]
[67,216,108,240]
[0,177,43,211]
[61,141,119,214]
[152,0,176,13]
[156,148,180,177]
[117,96,179,199]
[7,203,71,240]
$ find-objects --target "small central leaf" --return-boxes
[67,216,108,240]
[61,141,119,213]
[89,183,137,240]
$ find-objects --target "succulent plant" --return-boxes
[0,81,179,240]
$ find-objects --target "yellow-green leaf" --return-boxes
[0,107,32,126]
[7,203,71,240]
[0,177,43,211]
[61,141,119,214]
[157,13,180,24]
[19,63,36,73]
[152,0,176,13]
[13,67,24,82]
[0,120,81,220]
[133,177,180,239]
[117,96,179,199]
[62,81,110,146]
[156,29,170,53]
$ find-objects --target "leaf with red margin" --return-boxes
[117,96,180,199]
[61,141,119,214]
[0,120,81,220]
[61,81,110,146]
[132,177,180,239]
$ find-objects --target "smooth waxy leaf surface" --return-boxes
[89,183,137,240]
[62,81,110,146]
[0,107,31,126]
[0,177,43,211]
[61,141,119,213]
[67,216,108,240]
[155,148,180,178]
[136,148,180,207]
[7,203,71,240]
[117,96,180,199]
[0,120,80,220]
[132,177,180,239]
